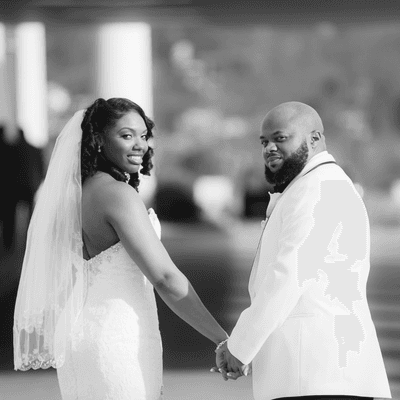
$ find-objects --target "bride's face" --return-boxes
[102,111,149,174]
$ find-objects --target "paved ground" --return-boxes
[0,369,254,400]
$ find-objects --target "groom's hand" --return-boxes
[223,344,244,380]
[211,364,250,381]
[212,342,246,381]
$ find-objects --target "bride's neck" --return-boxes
[97,155,130,183]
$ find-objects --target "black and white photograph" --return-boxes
[1,1,399,399]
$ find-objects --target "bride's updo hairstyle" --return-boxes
[80,97,155,191]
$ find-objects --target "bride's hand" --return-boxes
[211,341,250,381]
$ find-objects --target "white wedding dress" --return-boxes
[57,211,163,400]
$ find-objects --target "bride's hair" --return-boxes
[80,97,155,191]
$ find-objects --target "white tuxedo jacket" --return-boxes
[228,152,391,400]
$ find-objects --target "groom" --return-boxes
[214,102,392,400]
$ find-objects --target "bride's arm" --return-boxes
[100,180,228,345]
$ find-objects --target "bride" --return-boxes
[13,98,229,399]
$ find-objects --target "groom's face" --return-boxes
[260,118,310,187]
[263,139,309,187]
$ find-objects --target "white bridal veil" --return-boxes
[13,110,86,370]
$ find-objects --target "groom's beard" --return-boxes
[264,140,309,193]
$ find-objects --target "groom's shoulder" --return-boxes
[281,172,353,211]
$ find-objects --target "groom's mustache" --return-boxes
[266,152,281,161]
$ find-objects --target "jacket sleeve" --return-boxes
[227,184,322,365]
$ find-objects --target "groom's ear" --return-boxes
[310,130,322,146]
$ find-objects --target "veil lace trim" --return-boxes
[13,110,86,371]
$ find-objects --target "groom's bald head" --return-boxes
[262,101,326,155]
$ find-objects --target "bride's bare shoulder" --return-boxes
[84,173,139,207]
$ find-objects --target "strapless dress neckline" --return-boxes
[83,241,123,264]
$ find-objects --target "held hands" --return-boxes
[210,340,251,381]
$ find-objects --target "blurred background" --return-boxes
[0,1,400,399]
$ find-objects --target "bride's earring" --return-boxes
[123,172,130,183]
[97,145,101,153]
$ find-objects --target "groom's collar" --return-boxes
[273,151,335,194]
[266,151,336,217]
[299,151,335,176]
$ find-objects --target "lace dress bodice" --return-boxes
[83,241,160,337]
[57,210,163,400]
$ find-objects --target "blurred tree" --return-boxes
[45,22,400,194]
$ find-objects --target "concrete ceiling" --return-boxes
[1,1,400,26]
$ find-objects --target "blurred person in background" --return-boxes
[13,97,229,400]
[0,125,12,249]
[213,102,391,400]
[0,126,44,250]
